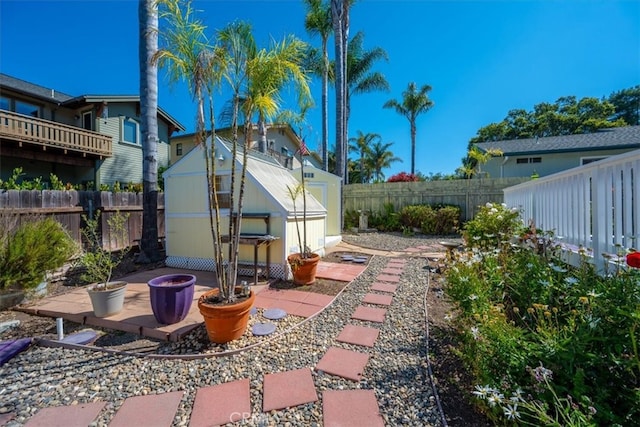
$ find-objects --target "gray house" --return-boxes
[0,73,185,188]
[475,126,640,178]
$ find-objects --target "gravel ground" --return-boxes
[0,233,479,427]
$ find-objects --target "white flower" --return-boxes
[565,276,579,285]
[468,294,478,301]
[487,391,504,407]
[444,313,453,322]
[472,385,491,398]
[486,202,493,208]
[587,290,601,298]
[503,404,520,420]
[497,215,503,220]
[501,203,507,208]
[471,326,480,340]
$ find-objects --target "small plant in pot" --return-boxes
[79,211,131,318]
[286,144,320,285]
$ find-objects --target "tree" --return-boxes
[608,85,640,126]
[331,0,350,179]
[457,146,503,179]
[383,82,434,175]
[469,94,627,145]
[368,139,402,182]
[304,0,332,171]
[138,0,161,263]
[348,130,378,183]
[346,31,389,127]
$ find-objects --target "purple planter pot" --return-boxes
[148,274,196,324]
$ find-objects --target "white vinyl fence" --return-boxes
[504,149,640,270]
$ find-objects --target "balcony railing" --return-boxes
[0,109,112,157]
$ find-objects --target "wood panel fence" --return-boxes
[344,178,529,221]
[0,190,164,251]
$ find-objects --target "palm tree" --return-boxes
[368,139,402,182]
[139,0,161,263]
[348,130,379,183]
[155,0,242,300]
[383,82,434,175]
[331,0,350,179]
[304,0,332,171]
[346,31,389,128]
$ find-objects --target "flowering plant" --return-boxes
[626,250,640,268]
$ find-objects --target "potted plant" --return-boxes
[154,12,310,342]
[79,211,131,318]
[286,142,320,285]
[147,273,196,324]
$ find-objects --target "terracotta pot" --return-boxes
[197,288,255,344]
[87,281,127,318]
[288,253,320,285]
[148,274,196,324]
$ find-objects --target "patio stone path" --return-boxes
[262,368,318,411]
[7,248,444,426]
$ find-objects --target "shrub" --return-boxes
[398,204,461,235]
[0,216,77,290]
[444,228,640,425]
[462,202,525,249]
[343,209,360,230]
[387,172,419,182]
[368,203,401,232]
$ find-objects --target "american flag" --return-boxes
[299,141,310,156]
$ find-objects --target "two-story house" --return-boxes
[475,126,640,178]
[0,73,185,188]
[170,123,323,170]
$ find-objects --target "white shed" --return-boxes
[162,136,327,280]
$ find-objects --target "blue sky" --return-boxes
[1,0,638,178]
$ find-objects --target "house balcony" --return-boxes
[0,109,112,159]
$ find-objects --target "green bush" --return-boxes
[0,216,77,290]
[462,202,525,249]
[368,203,401,231]
[343,209,360,230]
[397,204,460,235]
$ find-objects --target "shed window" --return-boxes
[517,157,542,164]
[516,158,528,164]
[176,143,183,156]
[214,175,231,209]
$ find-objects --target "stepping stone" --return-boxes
[388,259,406,266]
[252,322,277,336]
[341,255,354,261]
[352,306,387,323]
[323,389,384,427]
[316,347,370,381]
[376,274,400,283]
[24,402,106,427]
[370,282,398,294]
[0,413,15,425]
[190,379,251,426]
[336,325,380,347]
[404,247,421,253]
[60,330,98,345]
[109,391,184,427]
[263,368,318,411]
[381,267,403,275]
[250,306,258,315]
[263,308,287,320]
[352,258,367,264]
[362,293,393,306]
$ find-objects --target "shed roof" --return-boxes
[165,136,326,216]
[474,126,640,156]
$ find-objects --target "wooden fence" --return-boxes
[344,178,529,221]
[0,190,165,250]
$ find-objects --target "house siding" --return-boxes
[484,148,634,178]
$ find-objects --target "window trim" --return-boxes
[119,116,140,145]
[213,174,231,210]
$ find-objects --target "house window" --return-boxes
[120,117,139,145]
[82,111,93,131]
[176,143,183,156]
[15,100,40,117]
[214,174,231,209]
[303,172,315,178]
[517,157,542,164]
[0,96,9,111]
